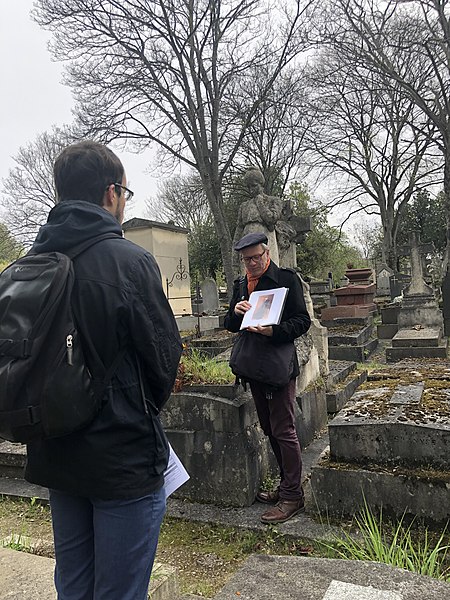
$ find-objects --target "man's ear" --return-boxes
[102,183,115,209]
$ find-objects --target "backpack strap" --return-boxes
[65,233,123,260]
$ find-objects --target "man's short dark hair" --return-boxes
[54,141,124,205]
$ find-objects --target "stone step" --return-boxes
[0,441,26,479]
[386,341,448,362]
[326,369,368,413]
[0,475,49,502]
[391,327,442,348]
[328,338,378,362]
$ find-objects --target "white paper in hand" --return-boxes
[164,444,190,498]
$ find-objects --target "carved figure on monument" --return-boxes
[232,168,312,272]
[233,168,284,270]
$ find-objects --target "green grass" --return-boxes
[3,495,450,595]
[320,499,450,580]
[176,348,235,388]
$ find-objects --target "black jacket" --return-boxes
[25,201,182,499]
[224,261,311,379]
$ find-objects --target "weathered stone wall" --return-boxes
[161,385,275,507]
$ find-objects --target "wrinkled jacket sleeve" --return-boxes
[271,272,311,344]
[126,252,182,410]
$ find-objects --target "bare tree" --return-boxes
[146,173,210,229]
[233,68,312,194]
[34,0,314,288]
[304,45,442,267]
[321,0,450,268]
[1,126,79,246]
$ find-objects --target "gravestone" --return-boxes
[386,232,447,361]
[200,278,219,314]
[375,263,394,297]
[162,386,275,506]
[321,283,376,321]
[309,279,333,314]
[389,271,411,300]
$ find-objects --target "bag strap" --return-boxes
[136,356,160,415]
[66,233,123,260]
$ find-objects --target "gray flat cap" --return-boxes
[233,232,268,251]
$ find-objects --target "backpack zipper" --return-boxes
[66,334,74,366]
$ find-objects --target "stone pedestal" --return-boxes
[321,284,376,321]
[377,304,399,339]
[386,294,447,361]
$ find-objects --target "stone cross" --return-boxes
[396,236,434,279]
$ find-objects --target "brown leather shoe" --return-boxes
[256,488,280,504]
[260,498,305,524]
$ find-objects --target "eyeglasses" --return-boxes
[240,250,267,264]
[111,183,134,202]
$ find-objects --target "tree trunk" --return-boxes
[442,147,450,274]
[382,210,396,270]
[202,180,234,292]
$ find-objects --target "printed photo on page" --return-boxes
[240,287,288,329]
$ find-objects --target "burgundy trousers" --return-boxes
[249,378,303,501]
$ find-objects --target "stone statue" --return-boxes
[233,168,284,269]
[233,168,309,272]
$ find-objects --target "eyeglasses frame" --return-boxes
[240,249,267,264]
[108,182,134,202]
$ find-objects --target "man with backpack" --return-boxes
[23,141,182,600]
[225,232,311,524]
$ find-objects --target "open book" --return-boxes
[240,287,288,330]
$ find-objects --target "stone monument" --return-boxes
[200,278,219,314]
[375,263,394,298]
[386,231,447,361]
[233,168,311,272]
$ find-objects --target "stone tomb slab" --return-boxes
[386,340,448,361]
[328,382,450,469]
[327,324,372,347]
[213,554,450,600]
[391,327,441,348]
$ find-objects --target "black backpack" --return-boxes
[0,234,125,443]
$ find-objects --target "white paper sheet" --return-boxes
[164,443,190,498]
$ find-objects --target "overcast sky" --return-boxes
[0,1,166,219]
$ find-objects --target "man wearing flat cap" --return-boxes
[224,232,311,524]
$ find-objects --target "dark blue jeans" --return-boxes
[250,378,303,500]
[49,487,166,600]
